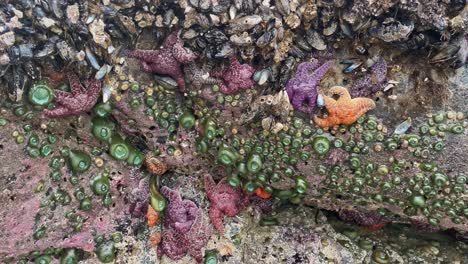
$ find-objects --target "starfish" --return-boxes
[204,174,249,233]
[313,86,375,128]
[286,59,334,113]
[124,30,197,92]
[160,186,199,233]
[350,57,388,98]
[43,73,101,118]
[184,62,219,89]
[211,56,255,95]
[158,186,212,263]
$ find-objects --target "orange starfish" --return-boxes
[313,86,375,128]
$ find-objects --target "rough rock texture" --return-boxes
[0,0,467,263]
[0,112,140,260]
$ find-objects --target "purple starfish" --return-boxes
[43,73,101,118]
[204,174,249,233]
[211,56,255,95]
[350,57,388,98]
[160,186,199,233]
[158,186,212,263]
[285,58,334,113]
[124,30,197,92]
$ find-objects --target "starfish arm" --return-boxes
[328,86,351,101]
[210,69,224,78]
[160,186,182,204]
[158,230,187,260]
[174,75,187,92]
[240,78,254,90]
[224,205,239,217]
[323,95,339,112]
[68,73,86,94]
[174,221,194,233]
[185,201,200,219]
[227,82,240,94]
[189,249,203,263]
[43,106,72,118]
[209,207,225,233]
[352,98,376,113]
[310,60,334,82]
[163,30,180,47]
[127,49,161,63]
[371,57,387,83]
[291,89,307,110]
[313,115,331,128]
[296,61,319,76]
[303,95,318,113]
[203,174,216,198]
[54,92,78,106]
[350,76,371,98]
[140,61,157,73]
[86,80,102,100]
[229,56,240,68]
[172,42,197,64]
[59,96,81,108]
[53,90,73,99]
[219,82,233,94]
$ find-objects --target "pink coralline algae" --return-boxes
[285,58,334,113]
[211,56,255,94]
[204,174,250,233]
[350,57,388,98]
[43,73,101,117]
[324,148,350,165]
[158,186,212,262]
[338,209,390,230]
[250,196,273,214]
[124,30,197,92]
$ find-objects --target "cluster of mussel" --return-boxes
[1,0,467,101]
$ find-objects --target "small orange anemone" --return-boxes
[255,188,272,199]
[145,154,168,175]
[149,233,162,247]
[147,206,159,227]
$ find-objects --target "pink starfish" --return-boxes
[43,73,101,118]
[211,56,255,95]
[124,30,197,92]
[204,174,249,233]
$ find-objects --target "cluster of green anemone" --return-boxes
[93,233,122,263]
[13,231,121,264]
[192,114,335,200]
[1,75,465,264]
[0,82,56,120]
[316,112,466,226]
[13,248,82,264]
[22,128,57,159]
[178,86,468,225]
[140,81,466,225]
[91,102,145,166]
